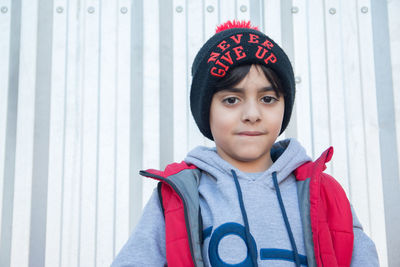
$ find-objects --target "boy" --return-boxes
[112,21,378,266]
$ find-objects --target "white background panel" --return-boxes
[9,0,38,266]
[114,0,131,257]
[59,1,83,266]
[204,0,219,40]
[187,0,207,150]
[340,0,370,234]
[97,0,117,265]
[45,1,67,266]
[0,0,11,239]
[173,0,188,162]
[307,0,331,161]
[128,0,144,234]
[219,0,235,22]
[262,0,281,43]
[357,0,387,264]
[142,0,159,205]
[236,0,250,21]
[201,0,218,149]
[324,0,350,193]
[292,0,313,155]
[78,0,100,266]
[387,0,400,191]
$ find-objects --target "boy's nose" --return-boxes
[241,101,261,123]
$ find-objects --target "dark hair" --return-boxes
[214,64,285,97]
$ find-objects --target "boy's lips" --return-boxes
[237,131,265,136]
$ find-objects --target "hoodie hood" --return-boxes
[184,138,311,189]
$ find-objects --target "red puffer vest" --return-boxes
[140,147,354,267]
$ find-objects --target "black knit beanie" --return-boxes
[190,20,295,140]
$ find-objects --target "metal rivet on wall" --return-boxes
[56,7,64,13]
[87,6,95,14]
[240,5,247,12]
[120,7,128,14]
[291,6,299,14]
[329,8,336,15]
[176,6,183,13]
[295,76,302,84]
[206,5,214,13]
[1,6,8,13]
[361,6,368,13]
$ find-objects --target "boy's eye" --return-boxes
[261,96,277,104]
[222,97,239,105]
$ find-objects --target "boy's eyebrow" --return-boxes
[217,86,276,93]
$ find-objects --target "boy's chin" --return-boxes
[216,143,273,165]
[229,148,271,163]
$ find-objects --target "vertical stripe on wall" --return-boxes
[279,0,296,139]
[324,0,349,194]
[356,0,387,264]
[291,0,313,157]
[249,0,262,29]
[371,0,400,266]
[29,0,53,266]
[387,0,400,210]
[44,0,68,266]
[97,0,117,265]
[60,1,83,266]
[114,0,132,259]
[141,0,160,206]
[187,0,206,150]
[159,0,174,170]
[10,0,39,265]
[172,0,189,161]
[130,0,144,231]
[0,0,21,266]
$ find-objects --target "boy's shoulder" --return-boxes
[294,146,334,181]
[294,147,351,218]
[294,146,347,192]
[140,161,202,191]
[141,161,197,179]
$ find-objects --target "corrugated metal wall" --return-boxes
[0,0,399,266]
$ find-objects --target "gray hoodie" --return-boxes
[112,138,379,266]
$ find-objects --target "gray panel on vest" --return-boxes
[297,178,316,267]
[169,169,204,267]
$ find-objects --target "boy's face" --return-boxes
[209,65,285,172]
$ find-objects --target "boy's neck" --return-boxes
[216,148,274,173]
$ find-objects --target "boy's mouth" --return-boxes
[237,131,265,136]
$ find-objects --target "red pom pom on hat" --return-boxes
[215,20,259,33]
